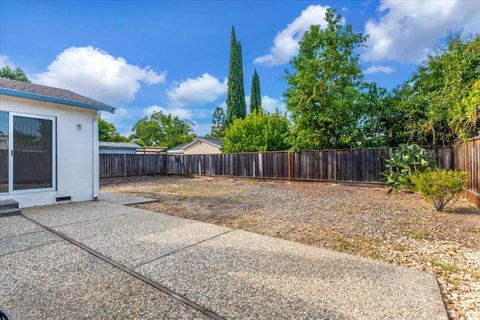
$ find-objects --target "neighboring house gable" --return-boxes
[168,138,223,155]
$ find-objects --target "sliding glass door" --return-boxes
[0,112,56,194]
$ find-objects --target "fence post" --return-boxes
[333,150,337,183]
[230,154,234,178]
[288,151,292,181]
[165,155,169,176]
[123,154,127,180]
[184,155,189,177]
[209,155,213,177]
[259,153,264,181]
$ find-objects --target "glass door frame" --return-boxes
[8,112,56,194]
[0,111,8,195]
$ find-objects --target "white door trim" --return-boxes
[8,112,56,194]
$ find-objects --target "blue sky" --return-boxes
[1,0,479,136]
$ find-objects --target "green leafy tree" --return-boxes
[223,110,291,152]
[390,33,480,146]
[98,118,130,142]
[0,66,30,82]
[226,27,247,126]
[130,111,196,148]
[208,105,226,138]
[357,83,401,147]
[284,8,367,150]
[451,79,480,141]
[250,70,262,113]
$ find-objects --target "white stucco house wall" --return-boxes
[0,78,114,208]
[167,137,223,155]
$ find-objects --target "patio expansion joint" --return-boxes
[133,230,234,269]
[20,214,226,320]
[47,212,134,229]
[0,229,45,241]
[124,199,160,206]
[0,239,60,258]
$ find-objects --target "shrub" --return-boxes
[412,169,468,211]
[223,110,291,152]
[384,144,434,193]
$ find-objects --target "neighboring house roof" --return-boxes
[99,141,140,149]
[168,137,223,152]
[0,77,114,113]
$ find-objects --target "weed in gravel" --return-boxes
[431,260,461,274]
[465,226,480,233]
[407,230,433,240]
[391,242,409,252]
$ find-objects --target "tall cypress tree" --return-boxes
[226,26,246,126]
[236,42,247,118]
[250,70,262,113]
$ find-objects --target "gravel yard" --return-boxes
[102,175,480,320]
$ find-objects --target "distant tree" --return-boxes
[0,66,30,82]
[389,33,480,146]
[250,70,262,113]
[356,83,394,147]
[223,110,291,152]
[452,79,480,141]
[226,27,247,126]
[130,111,196,148]
[98,118,130,142]
[284,8,367,150]
[208,105,226,138]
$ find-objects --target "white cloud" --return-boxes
[246,95,284,113]
[254,5,330,66]
[364,65,394,74]
[34,46,166,103]
[364,0,480,62]
[143,105,192,120]
[166,73,227,107]
[262,95,285,113]
[0,54,15,68]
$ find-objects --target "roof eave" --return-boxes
[0,88,115,113]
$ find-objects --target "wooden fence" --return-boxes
[100,154,168,178]
[100,147,455,182]
[454,137,480,206]
[99,142,480,205]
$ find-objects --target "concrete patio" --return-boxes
[0,194,448,319]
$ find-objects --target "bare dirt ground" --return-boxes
[102,175,480,320]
